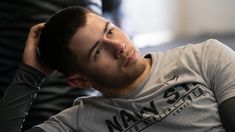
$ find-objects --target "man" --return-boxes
[1,6,235,132]
[0,0,102,130]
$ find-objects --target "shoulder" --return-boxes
[180,39,232,61]
[192,39,231,53]
[202,39,230,51]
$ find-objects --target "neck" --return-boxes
[102,58,152,97]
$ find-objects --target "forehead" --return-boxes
[81,13,107,34]
[69,13,107,59]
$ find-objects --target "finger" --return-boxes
[26,23,45,46]
[29,23,45,39]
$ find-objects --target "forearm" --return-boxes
[0,64,45,132]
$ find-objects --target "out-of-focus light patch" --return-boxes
[132,30,173,48]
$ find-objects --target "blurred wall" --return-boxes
[122,0,235,37]
[122,0,176,35]
[173,0,235,37]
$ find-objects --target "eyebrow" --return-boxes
[87,21,110,59]
[103,21,110,34]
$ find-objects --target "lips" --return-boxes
[124,49,136,67]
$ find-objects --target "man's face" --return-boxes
[69,13,148,90]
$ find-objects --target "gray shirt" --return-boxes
[38,39,235,132]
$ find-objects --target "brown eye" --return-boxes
[96,47,103,54]
[107,28,114,36]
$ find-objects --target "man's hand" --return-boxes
[23,23,54,75]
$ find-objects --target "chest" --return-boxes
[76,83,224,132]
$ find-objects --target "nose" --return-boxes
[103,38,126,58]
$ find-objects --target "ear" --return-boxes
[67,74,92,88]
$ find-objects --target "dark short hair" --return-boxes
[39,6,90,76]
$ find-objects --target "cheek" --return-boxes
[99,54,119,69]
[93,61,120,77]
[94,60,117,72]
[105,65,111,70]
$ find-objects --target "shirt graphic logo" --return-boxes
[105,83,205,132]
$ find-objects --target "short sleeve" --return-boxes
[36,105,78,132]
[202,39,235,105]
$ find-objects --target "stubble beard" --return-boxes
[92,62,146,91]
